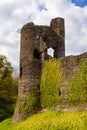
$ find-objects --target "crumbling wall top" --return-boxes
[21,22,35,31]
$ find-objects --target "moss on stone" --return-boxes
[19,90,40,114]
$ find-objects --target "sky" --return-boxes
[71,0,87,7]
[0,0,87,73]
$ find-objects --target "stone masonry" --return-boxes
[13,17,65,123]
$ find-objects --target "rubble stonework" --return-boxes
[13,17,65,123]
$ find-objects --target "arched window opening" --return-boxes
[33,49,41,59]
[47,47,54,57]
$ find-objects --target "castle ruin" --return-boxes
[13,17,65,123]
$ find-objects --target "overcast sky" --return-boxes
[0,0,87,72]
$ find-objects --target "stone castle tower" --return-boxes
[13,17,65,123]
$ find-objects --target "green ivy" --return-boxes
[67,59,87,105]
[40,59,63,108]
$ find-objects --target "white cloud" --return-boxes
[0,0,87,73]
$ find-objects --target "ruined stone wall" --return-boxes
[51,18,65,58]
[57,52,87,110]
[13,17,65,123]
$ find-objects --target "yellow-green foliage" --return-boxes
[0,111,87,130]
[40,59,62,108]
[19,90,40,114]
[68,59,87,105]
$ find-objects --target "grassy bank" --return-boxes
[0,110,87,130]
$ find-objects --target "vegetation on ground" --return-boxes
[0,110,87,130]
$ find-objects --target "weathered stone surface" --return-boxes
[51,52,87,111]
[13,16,87,123]
[13,17,65,123]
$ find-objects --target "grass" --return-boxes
[0,110,87,130]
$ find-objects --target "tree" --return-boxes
[0,55,18,122]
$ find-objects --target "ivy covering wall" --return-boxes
[18,58,87,114]
[67,59,87,105]
[40,59,63,108]
[19,90,40,114]
[40,58,87,107]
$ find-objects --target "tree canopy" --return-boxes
[0,55,18,122]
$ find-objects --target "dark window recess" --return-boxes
[20,64,23,78]
[59,88,61,96]
[33,49,41,59]
[37,85,40,90]
[43,35,47,42]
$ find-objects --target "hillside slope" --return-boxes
[0,110,87,130]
